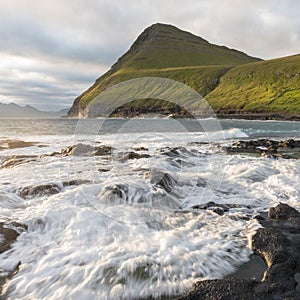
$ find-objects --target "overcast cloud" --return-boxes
[0,0,299,110]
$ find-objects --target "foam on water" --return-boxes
[0,119,299,299]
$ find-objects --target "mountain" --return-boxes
[48,108,69,117]
[68,23,300,119]
[68,23,260,117]
[0,103,68,118]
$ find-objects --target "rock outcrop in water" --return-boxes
[225,139,300,159]
[0,155,38,169]
[191,201,251,216]
[0,222,27,294]
[177,203,300,300]
[148,169,177,193]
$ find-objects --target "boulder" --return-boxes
[118,151,151,161]
[19,183,62,199]
[149,170,177,193]
[59,144,113,157]
[268,203,299,220]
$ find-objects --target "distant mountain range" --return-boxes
[68,23,300,119]
[0,102,68,118]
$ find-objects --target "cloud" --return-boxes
[0,0,299,110]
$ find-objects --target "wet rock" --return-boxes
[225,139,300,159]
[178,278,266,300]
[178,203,300,300]
[93,145,113,156]
[159,147,198,158]
[99,184,129,203]
[191,201,247,216]
[99,184,150,205]
[0,139,38,149]
[43,144,114,157]
[0,222,27,254]
[62,179,91,187]
[133,147,149,151]
[62,143,94,156]
[118,151,151,161]
[18,183,62,199]
[149,170,177,193]
[0,222,26,295]
[268,203,299,220]
[0,155,37,169]
[98,168,110,172]
[58,144,113,157]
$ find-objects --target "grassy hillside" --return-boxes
[206,54,300,114]
[113,24,260,70]
[78,65,232,109]
[68,23,260,116]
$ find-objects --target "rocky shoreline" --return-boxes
[176,203,300,300]
[1,204,299,299]
[91,110,300,121]
[0,138,300,299]
[225,139,300,159]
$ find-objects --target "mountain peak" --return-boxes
[129,23,208,53]
[68,23,261,117]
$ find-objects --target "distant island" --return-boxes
[68,23,300,120]
[0,102,68,118]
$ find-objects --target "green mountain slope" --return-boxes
[206,54,300,115]
[68,23,260,117]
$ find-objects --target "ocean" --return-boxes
[0,118,299,299]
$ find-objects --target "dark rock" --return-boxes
[18,183,62,199]
[225,139,300,159]
[100,184,129,202]
[98,168,110,172]
[118,151,150,161]
[191,201,248,215]
[0,222,26,295]
[268,203,299,220]
[178,278,270,300]
[0,155,37,169]
[0,222,27,254]
[49,144,113,157]
[159,147,198,158]
[93,145,113,156]
[149,170,177,193]
[62,179,91,187]
[178,203,300,300]
[133,147,149,151]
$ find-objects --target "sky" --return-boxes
[0,0,299,111]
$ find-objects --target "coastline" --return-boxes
[177,203,300,300]
[0,129,299,299]
[215,112,300,122]
[67,111,300,121]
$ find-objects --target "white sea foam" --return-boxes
[0,119,299,299]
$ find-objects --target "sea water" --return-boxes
[0,118,299,299]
